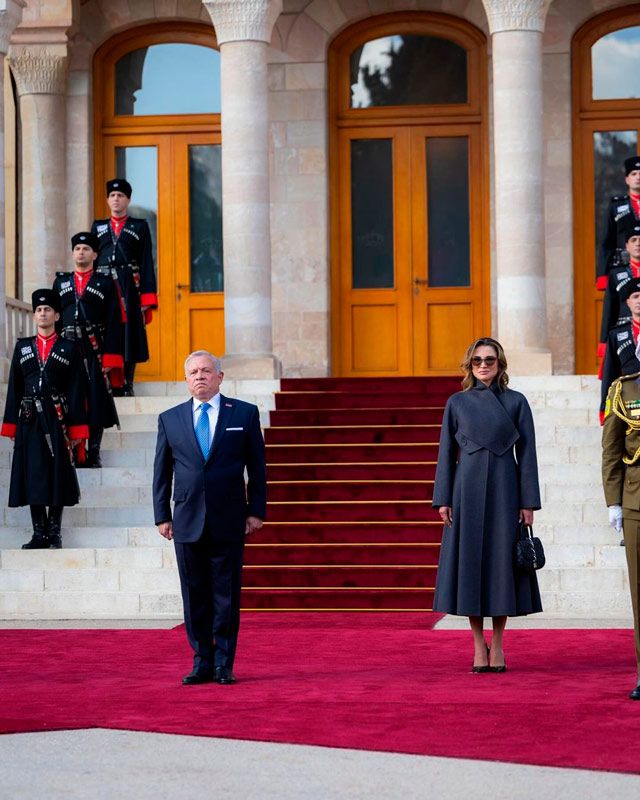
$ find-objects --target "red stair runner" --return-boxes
[242,376,458,610]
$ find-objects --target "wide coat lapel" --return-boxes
[208,394,233,461]
[455,384,520,454]
[178,399,204,463]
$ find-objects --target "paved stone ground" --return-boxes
[2,729,640,800]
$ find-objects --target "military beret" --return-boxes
[32,289,60,313]
[621,277,640,302]
[106,178,132,198]
[624,157,640,175]
[71,231,99,252]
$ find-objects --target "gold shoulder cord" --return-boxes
[611,380,640,465]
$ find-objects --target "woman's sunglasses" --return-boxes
[471,356,497,366]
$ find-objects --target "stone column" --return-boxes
[483,0,552,374]
[7,43,68,298]
[0,1,22,378]
[203,0,282,378]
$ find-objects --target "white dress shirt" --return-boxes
[192,393,220,452]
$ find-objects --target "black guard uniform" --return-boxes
[91,214,157,385]
[597,195,638,286]
[600,321,640,420]
[52,270,122,465]
[1,289,89,548]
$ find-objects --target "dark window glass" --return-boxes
[115,44,221,115]
[426,137,470,287]
[592,27,640,100]
[593,130,637,273]
[350,34,467,108]
[115,146,158,269]
[189,145,223,293]
[351,139,394,289]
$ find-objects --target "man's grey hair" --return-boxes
[184,350,222,375]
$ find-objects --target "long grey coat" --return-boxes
[432,381,543,617]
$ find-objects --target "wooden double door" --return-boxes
[333,123,489,376]
[98,132,224,381]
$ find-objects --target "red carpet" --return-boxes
[2,615,640,774]
[250,376,457,610]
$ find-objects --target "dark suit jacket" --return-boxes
[152,394,266,543]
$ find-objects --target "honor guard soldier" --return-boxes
[597,155,640,290]
[52,232,123,467]
[602,373,640,700]
[600,277,640,423]
[599,225,640,361]
[1,290,89,549]
[91,178,157,396]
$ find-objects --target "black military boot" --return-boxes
[48,506,63,549]
[123,362,136,396]
[22,505,49,549]
[88,428,103,468]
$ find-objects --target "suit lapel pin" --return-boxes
[225,403,232,407]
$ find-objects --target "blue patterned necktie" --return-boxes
[195,402,211,459]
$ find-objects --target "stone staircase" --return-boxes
[0,380,278,618]
[511,376,630,617]
[0,374,630,619]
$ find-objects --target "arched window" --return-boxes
[350,34,468,107]
[114,43,221,115]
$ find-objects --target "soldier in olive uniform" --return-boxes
[91,178,158,396]
[602,374,640,700]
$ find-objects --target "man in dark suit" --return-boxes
[152,351,266,685]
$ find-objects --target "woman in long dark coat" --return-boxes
[432,337,542,672]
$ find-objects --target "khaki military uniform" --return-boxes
[602,372,640,671]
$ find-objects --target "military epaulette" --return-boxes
[617,371,640,382]
[611,195,627,201]
[56,271,73,278]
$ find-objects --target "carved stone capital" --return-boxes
[482,0,551,34]
[8,45,67,95]
[203,0,282,45]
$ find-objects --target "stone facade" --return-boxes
[0,0,638,375]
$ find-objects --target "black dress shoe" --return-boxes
[630,684,640,700]
[215,667,236,685]
[182,669,215,685]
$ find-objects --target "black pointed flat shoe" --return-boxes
[630,684,640,700]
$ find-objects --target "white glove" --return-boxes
[608,505,623,533]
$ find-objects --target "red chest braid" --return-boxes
[74,270,92,297]
[37,331,57,363]
[110,216,127,237]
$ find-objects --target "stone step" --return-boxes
[0,526,164,549]
[3,506,154,527]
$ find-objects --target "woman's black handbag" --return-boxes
[514,523,546,571]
